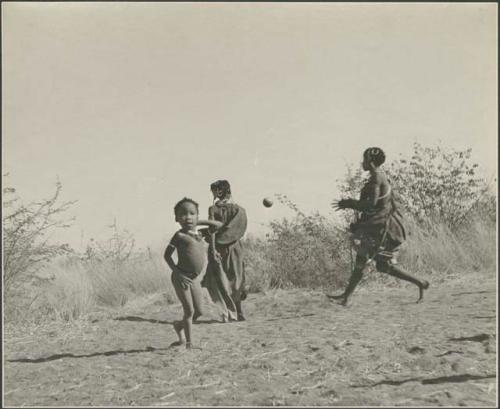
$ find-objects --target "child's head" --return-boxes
[362,147,386,170]
[210,180,231,200]
[174,197,199,229]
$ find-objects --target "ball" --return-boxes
[263,197,273,208]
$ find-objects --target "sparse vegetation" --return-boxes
[3,144,497,407]
[244,144,496,292]
[2,145,496,326]
[2,179,76,321]
[2,179,75,292]
[6,224,176,324]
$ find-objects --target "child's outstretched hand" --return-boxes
[333,198,356,211]
[198,227,210,242]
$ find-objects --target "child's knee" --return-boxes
[183,305,195,319]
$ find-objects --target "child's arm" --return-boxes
[197,219,224,231]
[163,244,178,272]
[204,207,222,261]
[208,230,221,263]
[335,175,382,211]
[164,232,181,272]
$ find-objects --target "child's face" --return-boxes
[212,187,225,199]
[175,202,199,230]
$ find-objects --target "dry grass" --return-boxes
[6,252,177,325]
[401,216,496,280]
[243,213,496,292]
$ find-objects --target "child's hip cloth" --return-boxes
[171,268,199,290]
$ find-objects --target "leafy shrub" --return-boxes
[244,194,350,291]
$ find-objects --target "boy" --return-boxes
[164,198,223,349]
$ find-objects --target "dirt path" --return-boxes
[4,274,497,407]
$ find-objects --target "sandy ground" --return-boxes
[3,272,497,407]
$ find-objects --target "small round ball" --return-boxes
[263,198,273,208]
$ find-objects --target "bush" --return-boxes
[243,194,350,291]
[82,220,137,265]
[245,145,496,293]
[2,179,75,292]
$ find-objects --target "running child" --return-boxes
[330,147,429,306]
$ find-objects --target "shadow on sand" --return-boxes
[8,345,172,364]
[114,315,220,325]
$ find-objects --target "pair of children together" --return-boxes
[164,197,221,350]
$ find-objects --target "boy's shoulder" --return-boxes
[171,229,190,242]
[171,229,183,238]
[173,229,205,243]
[370,171,388,184]
[169,230,182,243]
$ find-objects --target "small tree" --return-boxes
[2,179,76,291]
[82,219,136,267]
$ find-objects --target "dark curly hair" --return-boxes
[174,197,199,217]
[210,179,231,197]
[363,147,386,167]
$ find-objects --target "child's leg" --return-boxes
[172,280,197,347]
[376,259,429,302]
[233,288,245,321]
[328,254,367,305]
[235,299,245,321]
[172,320,184,345]
[191,278,204,322]
[340,255,367,305]
[375,241,429,302]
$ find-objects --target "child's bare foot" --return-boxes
[340,296,351,307]
[186,342,203,350]
[326,293,345,300]
[193,312,202,322]
[221,315,229,323]
[326,293,350,306]
[417,280,430,303]
[173,321,185,343]
[169,340,185,347]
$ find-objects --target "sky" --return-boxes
[2,2,497,254]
